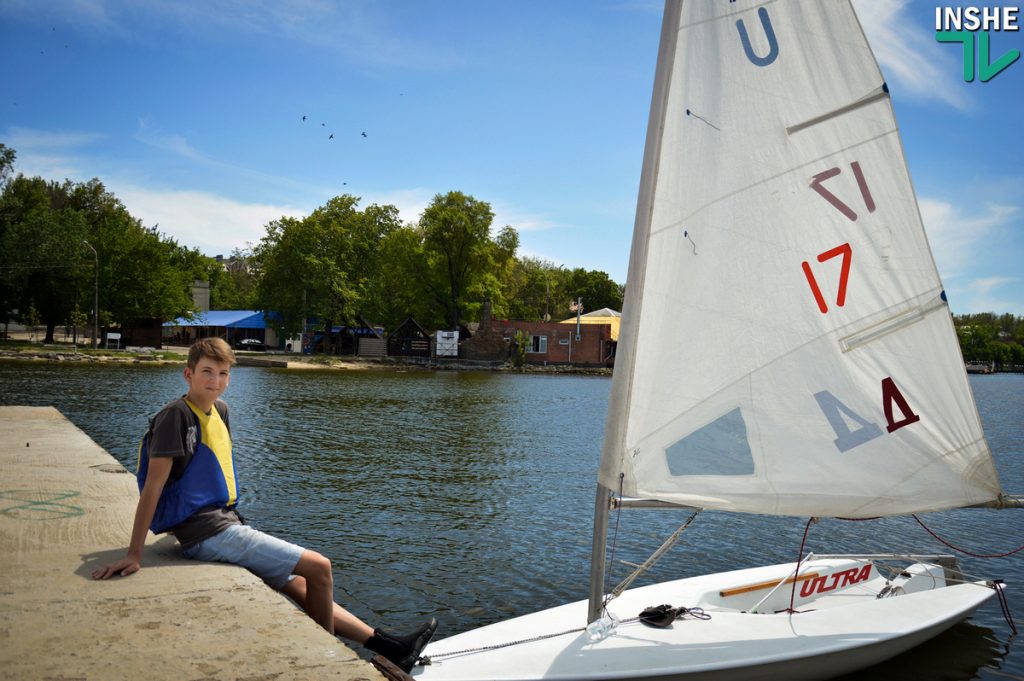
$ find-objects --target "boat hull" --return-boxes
[413,558,997,681]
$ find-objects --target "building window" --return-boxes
[528,335,548,353]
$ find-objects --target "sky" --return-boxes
[1,0,1022,315]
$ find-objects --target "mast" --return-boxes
[587,484,612,623]
[588,0,682,624]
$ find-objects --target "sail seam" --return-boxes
[649,129,898,237]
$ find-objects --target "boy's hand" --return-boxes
[92,557,141,579]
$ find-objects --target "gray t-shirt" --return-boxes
[148,397,242,548]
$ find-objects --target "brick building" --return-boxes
[492,319,616,367]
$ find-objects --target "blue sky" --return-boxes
[2,1,1021,315]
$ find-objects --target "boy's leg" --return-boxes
[286,550,338,634]
[281,574,374,643]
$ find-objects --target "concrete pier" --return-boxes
[0,406,383,681]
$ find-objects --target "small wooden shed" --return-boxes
[388,317,432,358]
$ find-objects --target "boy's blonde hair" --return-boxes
[187,337,236,370]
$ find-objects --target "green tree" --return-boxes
[207,249,257,310]
[370,226,439,329]
[414,191,515,330]
[0,176,91,342]
[252,195,401,336]
[67,304,88,346]
[561,267,624,316]
[502,256,561,321]
[953,313,1024,369]
[0,143,15,190]
[68,179,201,336]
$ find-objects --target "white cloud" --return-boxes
[919,197,1022,313]
[4,126,104,181]
[854,0,970,111]
[962,277,1020,314]
[492,204,559,233]
[2,0,459,70]
[969,276,1017,296]
[920,198,1017,281]
[359,188,434,226]
[112,184,306,256]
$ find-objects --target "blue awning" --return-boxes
[164,310,271,329]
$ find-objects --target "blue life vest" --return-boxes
[136,400,239,534]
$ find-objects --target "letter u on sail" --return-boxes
[736,7,779,66]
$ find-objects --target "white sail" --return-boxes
[598,0,1002,517]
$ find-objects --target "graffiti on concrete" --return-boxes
[0,490,84,519]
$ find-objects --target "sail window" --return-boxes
[665,408,755,476]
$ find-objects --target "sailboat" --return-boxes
[409,2,1019,679]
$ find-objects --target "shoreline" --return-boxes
[0,345,613,376]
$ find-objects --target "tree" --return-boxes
[207,249,257,310]
[0,143,15,190]
[561,267,624,317]
[252,195,402,337]
[68,179,201,336]
[414,191,516,330]
[0,174,202,343]
[0,176,91,342]
[953,313,1024,369]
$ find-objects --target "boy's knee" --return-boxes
[300,551,333,586]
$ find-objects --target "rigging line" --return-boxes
[787,517,818,614]
[685,109,720,131]
[602,473,626,612]
[911,514,1024,559]
[611,508,701,598]
[995,582,1018,635]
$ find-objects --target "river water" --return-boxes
[1,361,1021,680]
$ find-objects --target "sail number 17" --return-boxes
[802,161,876,314]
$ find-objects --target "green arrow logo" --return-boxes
[937,30,1021,82]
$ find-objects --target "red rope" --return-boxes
[912,514,1024,559]
[787,518,816,614]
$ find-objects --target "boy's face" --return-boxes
[183,356,231,407]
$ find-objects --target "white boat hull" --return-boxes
[414,558,996,681]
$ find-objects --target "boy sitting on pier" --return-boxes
[93,337,435,673]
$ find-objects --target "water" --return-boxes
[2,361,1021,679]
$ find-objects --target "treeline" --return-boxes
[953,313,1024,368]
[0,143,623,342]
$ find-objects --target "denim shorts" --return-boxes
[181,524,305,590]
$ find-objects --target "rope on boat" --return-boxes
[911,514,1024,559]
[797,516,1021,635]
[421,608,711,664]
[994,581,1018,635]
[786,517,819,614]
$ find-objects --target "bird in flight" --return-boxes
[361,132,367,138]
[329,134,334,140]
[302,115,307,121]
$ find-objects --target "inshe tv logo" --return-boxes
[935,6,1021,82]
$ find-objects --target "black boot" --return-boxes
[365,618,437,673]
